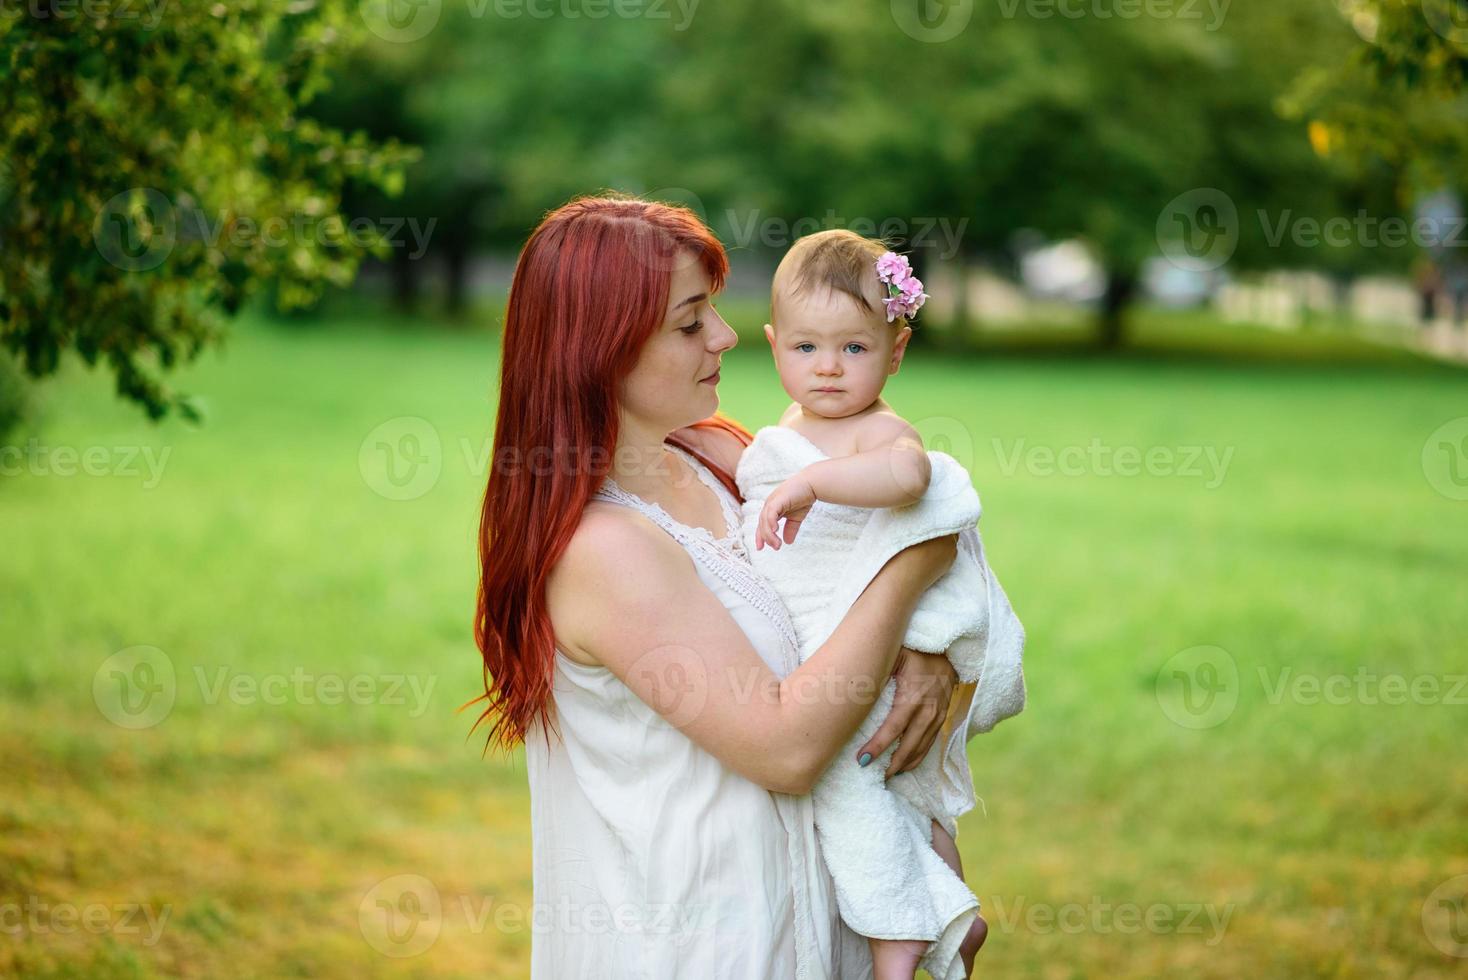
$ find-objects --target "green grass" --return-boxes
[2,307,1466,978]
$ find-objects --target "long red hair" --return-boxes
[470,194,750,752]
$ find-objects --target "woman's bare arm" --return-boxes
[547,509,955,795]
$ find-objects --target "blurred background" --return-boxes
[2,1,1466,977]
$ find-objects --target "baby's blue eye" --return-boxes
[795,343,815,353]
[844,343,866,354]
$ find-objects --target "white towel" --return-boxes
[735,424,1027,980]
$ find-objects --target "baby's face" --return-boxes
[765,286,911,419]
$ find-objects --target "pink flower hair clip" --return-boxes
[875,251,928,323]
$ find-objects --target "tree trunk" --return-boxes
[444,240,470,316]
[951,254,973,347]
[392,247,419,313]
[1098,269,1137,349]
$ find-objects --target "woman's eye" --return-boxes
[845,344,866,354]
[680,320,703,335]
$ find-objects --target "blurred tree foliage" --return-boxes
[1287,0,1468,188]
[312,3,671,313]
[8,0,1451,392]
[668,0,1380,344]
[0,349,27,446]
[309,0,1430,345]
[0,3,415,419]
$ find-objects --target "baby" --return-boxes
[734,230,1027,980]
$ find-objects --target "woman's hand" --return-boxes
[855,647,959,776]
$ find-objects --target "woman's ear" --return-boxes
[888,326,913,374]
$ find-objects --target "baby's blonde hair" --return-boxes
[772,229,898,326]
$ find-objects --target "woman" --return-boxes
[473,194,963,979]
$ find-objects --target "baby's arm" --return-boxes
[755,413,932,551]
[804,413,931,507]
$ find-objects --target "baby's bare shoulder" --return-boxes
[854,409,924,452]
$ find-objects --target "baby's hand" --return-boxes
[756,473,816,551]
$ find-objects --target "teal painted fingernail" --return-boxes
[858,752,872,767]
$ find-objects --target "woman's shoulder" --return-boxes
[549,504,684,666]
[561,500,678,572]
[550,500,697,606]
[547,500,698,666]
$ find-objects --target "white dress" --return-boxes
[524,444,876,980]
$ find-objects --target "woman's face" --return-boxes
[618,251,738,437]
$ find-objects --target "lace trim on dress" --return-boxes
[593,446,801,667]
